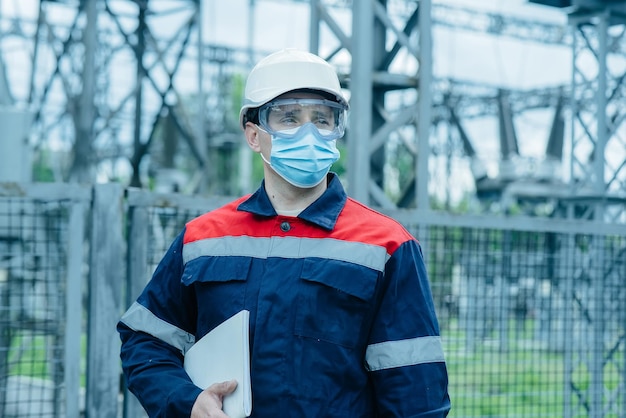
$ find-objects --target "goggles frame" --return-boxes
[257,98,347,140]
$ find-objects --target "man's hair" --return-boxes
[243,107,259,126]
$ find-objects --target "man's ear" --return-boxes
[244,122,261,152]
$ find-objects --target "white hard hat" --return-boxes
[239,48,348,129]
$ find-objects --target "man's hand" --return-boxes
[191,380,238,418]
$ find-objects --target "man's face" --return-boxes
[243,90,346,189]
[253,91,330,160]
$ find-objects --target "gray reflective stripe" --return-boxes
[365,336,445,372]
[183,236,389,272]
[120,302,195,354]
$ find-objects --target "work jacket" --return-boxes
[118,173,450,417]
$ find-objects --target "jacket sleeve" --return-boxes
[366,239,451,417]
[117,229,203,418]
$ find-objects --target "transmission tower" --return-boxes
[568,4,626,223]
[2,0,252,193]
[531,2,626,417]
[1,0,574,205]
[5,0,624,215]
[310,0,574,212]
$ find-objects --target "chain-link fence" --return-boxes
[397,213,626,418]
[0,185,88,418]
[1,184,625,417]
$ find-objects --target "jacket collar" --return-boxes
[237,173,347,231]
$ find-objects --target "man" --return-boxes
[118,48,451,417]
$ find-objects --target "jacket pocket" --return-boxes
[294,258,379,348]
[181,257,251,329]
[182,256,251,286]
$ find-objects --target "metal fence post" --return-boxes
[65,198,87,418]
[122,200,149,418]
[86,183,124,418]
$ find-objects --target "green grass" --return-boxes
[6,332,88,387]
[443,319,623,417]
[5,322,623,417]
[446,347,565,416]
[7,333,49,378]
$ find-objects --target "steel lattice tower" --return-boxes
[567,6,626,222]
[565,4,626,417]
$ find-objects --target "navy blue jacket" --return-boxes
[118,174,450,417]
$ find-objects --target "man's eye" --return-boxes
[313,117,331,127]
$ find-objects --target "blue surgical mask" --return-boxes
[260,122,340,188]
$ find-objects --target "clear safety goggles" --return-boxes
[258,98,347,140]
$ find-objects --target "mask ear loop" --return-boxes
[260,152,272,167]
[254,124,273,167]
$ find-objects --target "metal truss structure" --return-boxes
[0,0,575,203]
[0,0,624,214]
[560,4,626,417]
[565,7,626,223]
[0,0,254,195]
[311,0,576,212]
